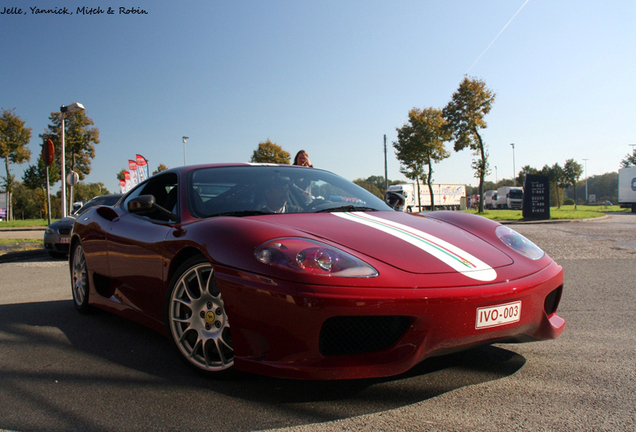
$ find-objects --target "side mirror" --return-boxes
[128,195,178,222]
[128,195,155,213]
[384,192,405,211]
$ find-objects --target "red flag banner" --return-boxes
[136,154,149,182]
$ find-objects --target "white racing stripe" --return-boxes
[334,212,497,282]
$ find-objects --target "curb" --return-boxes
[0,227,46,232]
[500,215,610,224]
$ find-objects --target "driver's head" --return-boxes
[264,175,290,211]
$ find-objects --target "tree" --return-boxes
[620,149,636,168]
[23,153,58,191]
[555,163,570,208]
[11,182,44,220]
[152,164,169,175]
[563,159,584,209]
[0,108,32,221]
[517,165,539,187]
[353,179,384,199]
[72,182,110,202]
[250,139,290,164]
[540,163,565,208]
[39,110,99,183]
[573,172,618,204]
[395,149,425,209]
[353,175,401,194]
[394,108,450,210]
[443,77,495,213]
[22,154,55,220]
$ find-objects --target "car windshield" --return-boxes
[188,166,391,218]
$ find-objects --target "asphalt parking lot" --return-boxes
[0,214,634,431]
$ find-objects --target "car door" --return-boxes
[106,173,179,321]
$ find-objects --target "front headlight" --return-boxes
[45,228,54,234]
[495,226,544,260]
[255,238,378,277]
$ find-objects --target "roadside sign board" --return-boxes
[523,174,550,220]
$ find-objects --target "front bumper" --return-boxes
[216,261,565,380]
[43,232,70,254]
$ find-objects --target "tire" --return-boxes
[70,242,91,313]
[166,256,234,375]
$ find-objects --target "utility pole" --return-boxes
[384,134,388,191]
[511,143,516,186]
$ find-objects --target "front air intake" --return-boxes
[544,285,563,316]
[319,316,410,356]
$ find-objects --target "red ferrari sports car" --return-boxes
[70,163,565,380]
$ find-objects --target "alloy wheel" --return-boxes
[168,262,234,372]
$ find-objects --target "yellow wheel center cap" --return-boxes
[205,311,216,323]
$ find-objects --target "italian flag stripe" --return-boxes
[333,212,497,282]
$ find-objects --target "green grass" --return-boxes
[0,238,42,245]
[463,205,626,221]
[0,219,51,228]
[0,238,43,254]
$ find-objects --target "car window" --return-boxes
[188,166,390,218]
[75,195,123,216]
[123,173,179,222]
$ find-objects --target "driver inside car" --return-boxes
[261,176,303,214]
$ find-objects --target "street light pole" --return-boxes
[384,134,388,191]
[60,102,85,218]
[182,136,189,165]
[582,158,589,202]
[510,143,516,186]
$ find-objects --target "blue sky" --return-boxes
[2,0,635,193]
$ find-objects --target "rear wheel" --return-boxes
[70,242,91,313]
[166,256,234,374]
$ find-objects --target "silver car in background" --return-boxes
[44,194,122,258]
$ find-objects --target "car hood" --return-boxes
[256,211,513,282]
[48,216,76,229]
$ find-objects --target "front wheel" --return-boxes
[166,257,234,374]
[70,242,91,313]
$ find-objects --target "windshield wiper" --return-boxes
[315,205,378,213]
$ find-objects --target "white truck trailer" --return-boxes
[484,190,498,209]
[495,186,524,209]
[618,167,636,212]
[386,183,466,212]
